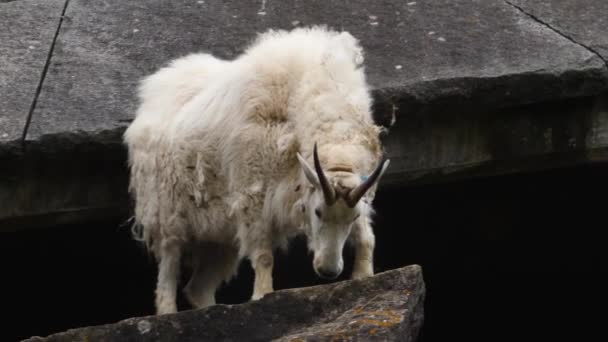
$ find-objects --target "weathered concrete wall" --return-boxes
[0,135,129,231]
[2,0,608,229]
[381,94,608,186]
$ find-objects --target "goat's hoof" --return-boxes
[155,301,178,315]
[251,292,268,301]
[156,307,177,315]
[183,288,215,309]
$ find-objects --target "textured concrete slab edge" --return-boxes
[4,148,608,232]
[12,67,608,155]
[4,94,608,230]
[381,148,608,188]
[372,68,608,128]
[0,126,130,230]
[381,92,608,185]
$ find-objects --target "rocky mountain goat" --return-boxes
[124,26,390,315]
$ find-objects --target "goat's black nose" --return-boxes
[316,267,340,280]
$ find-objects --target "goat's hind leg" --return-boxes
[183,243,239,309]
[155,241,182,315]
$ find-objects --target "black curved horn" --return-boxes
[344,157,389,208]
[313,143,336,205]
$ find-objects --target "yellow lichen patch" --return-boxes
[321,308,405,340]
[350,309,403,328]
[290,338,305,342]
[356,318,398,328]
[329,331,350,341]
[362,309,403,321]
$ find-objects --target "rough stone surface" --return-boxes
[0,137,129,231]
[24,265,425,342]
[4,0,608,227]
[26,0,608,143]
[382,93,608,186]
[508,0,608,63]
[0,0,66,153]
[6,94,608,231]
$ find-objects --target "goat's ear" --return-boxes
[297,153,320,188]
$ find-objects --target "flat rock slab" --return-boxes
[24,265,425,342]
[25,0,608,146]
[0,0,66,151]
[508,0,608,63]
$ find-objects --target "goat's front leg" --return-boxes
[351,217,375,279]
[250,247,274,300]
[155,240,182,315]
[235,188,274,301]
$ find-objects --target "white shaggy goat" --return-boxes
[124,26,390,315]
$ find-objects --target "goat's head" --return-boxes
[297,143,389,280]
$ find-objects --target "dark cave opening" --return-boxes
[2,162,608,341]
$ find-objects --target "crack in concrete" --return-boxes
[20,0,71,146]
[504,0,608,69]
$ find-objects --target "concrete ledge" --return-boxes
[381,94,608,186]
[2,0,608,228]
[0,128,129,232]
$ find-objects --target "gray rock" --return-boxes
[5,0,608,229]
[0,0,66,153]
[508,0,608,63]
[24,265,425,342]
[6,94,608,231]
[25,0,608,144]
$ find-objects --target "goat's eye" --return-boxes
[314,208,322,218]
